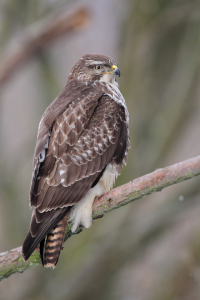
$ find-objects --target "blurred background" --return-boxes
[1,0,200,299]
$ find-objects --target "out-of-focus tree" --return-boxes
[1,0,200,300]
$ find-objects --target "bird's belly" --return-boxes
[69,163,119,232]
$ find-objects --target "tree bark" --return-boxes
[0,155,200,281]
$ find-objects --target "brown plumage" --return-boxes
[22,54,130,268]
[43,212,70,268]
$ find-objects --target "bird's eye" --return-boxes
[95,65,103,70]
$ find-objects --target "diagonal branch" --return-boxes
[0,5,89,86]
[1,155,200,281]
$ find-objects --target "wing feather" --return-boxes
[30,80,103,201]
[25,88,128,260]
[33,97,126,216]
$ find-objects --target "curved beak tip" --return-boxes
[113,67,121,77]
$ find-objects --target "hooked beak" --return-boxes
[112,65,121,77]
[102,64,121,77]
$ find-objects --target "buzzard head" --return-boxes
[67,53,120,84]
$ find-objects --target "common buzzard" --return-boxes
[22,53,130,268]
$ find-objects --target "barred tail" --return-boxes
[43,213,69,268]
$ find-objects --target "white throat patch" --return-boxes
[93,81,129,124]
[100,73,118,85]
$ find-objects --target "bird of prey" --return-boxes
[22,53,130,268]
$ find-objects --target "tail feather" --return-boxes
[22,208,70,263]
[43,212,69,268]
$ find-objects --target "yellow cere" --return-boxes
[112,65,118,70]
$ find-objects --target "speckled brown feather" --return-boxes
[33,96,127,211]
[30,80,103,197]
[22,54,129,265]
[23,95,127,262]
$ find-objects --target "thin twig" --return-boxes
[0,155,200,281]
[0,6,89,85]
